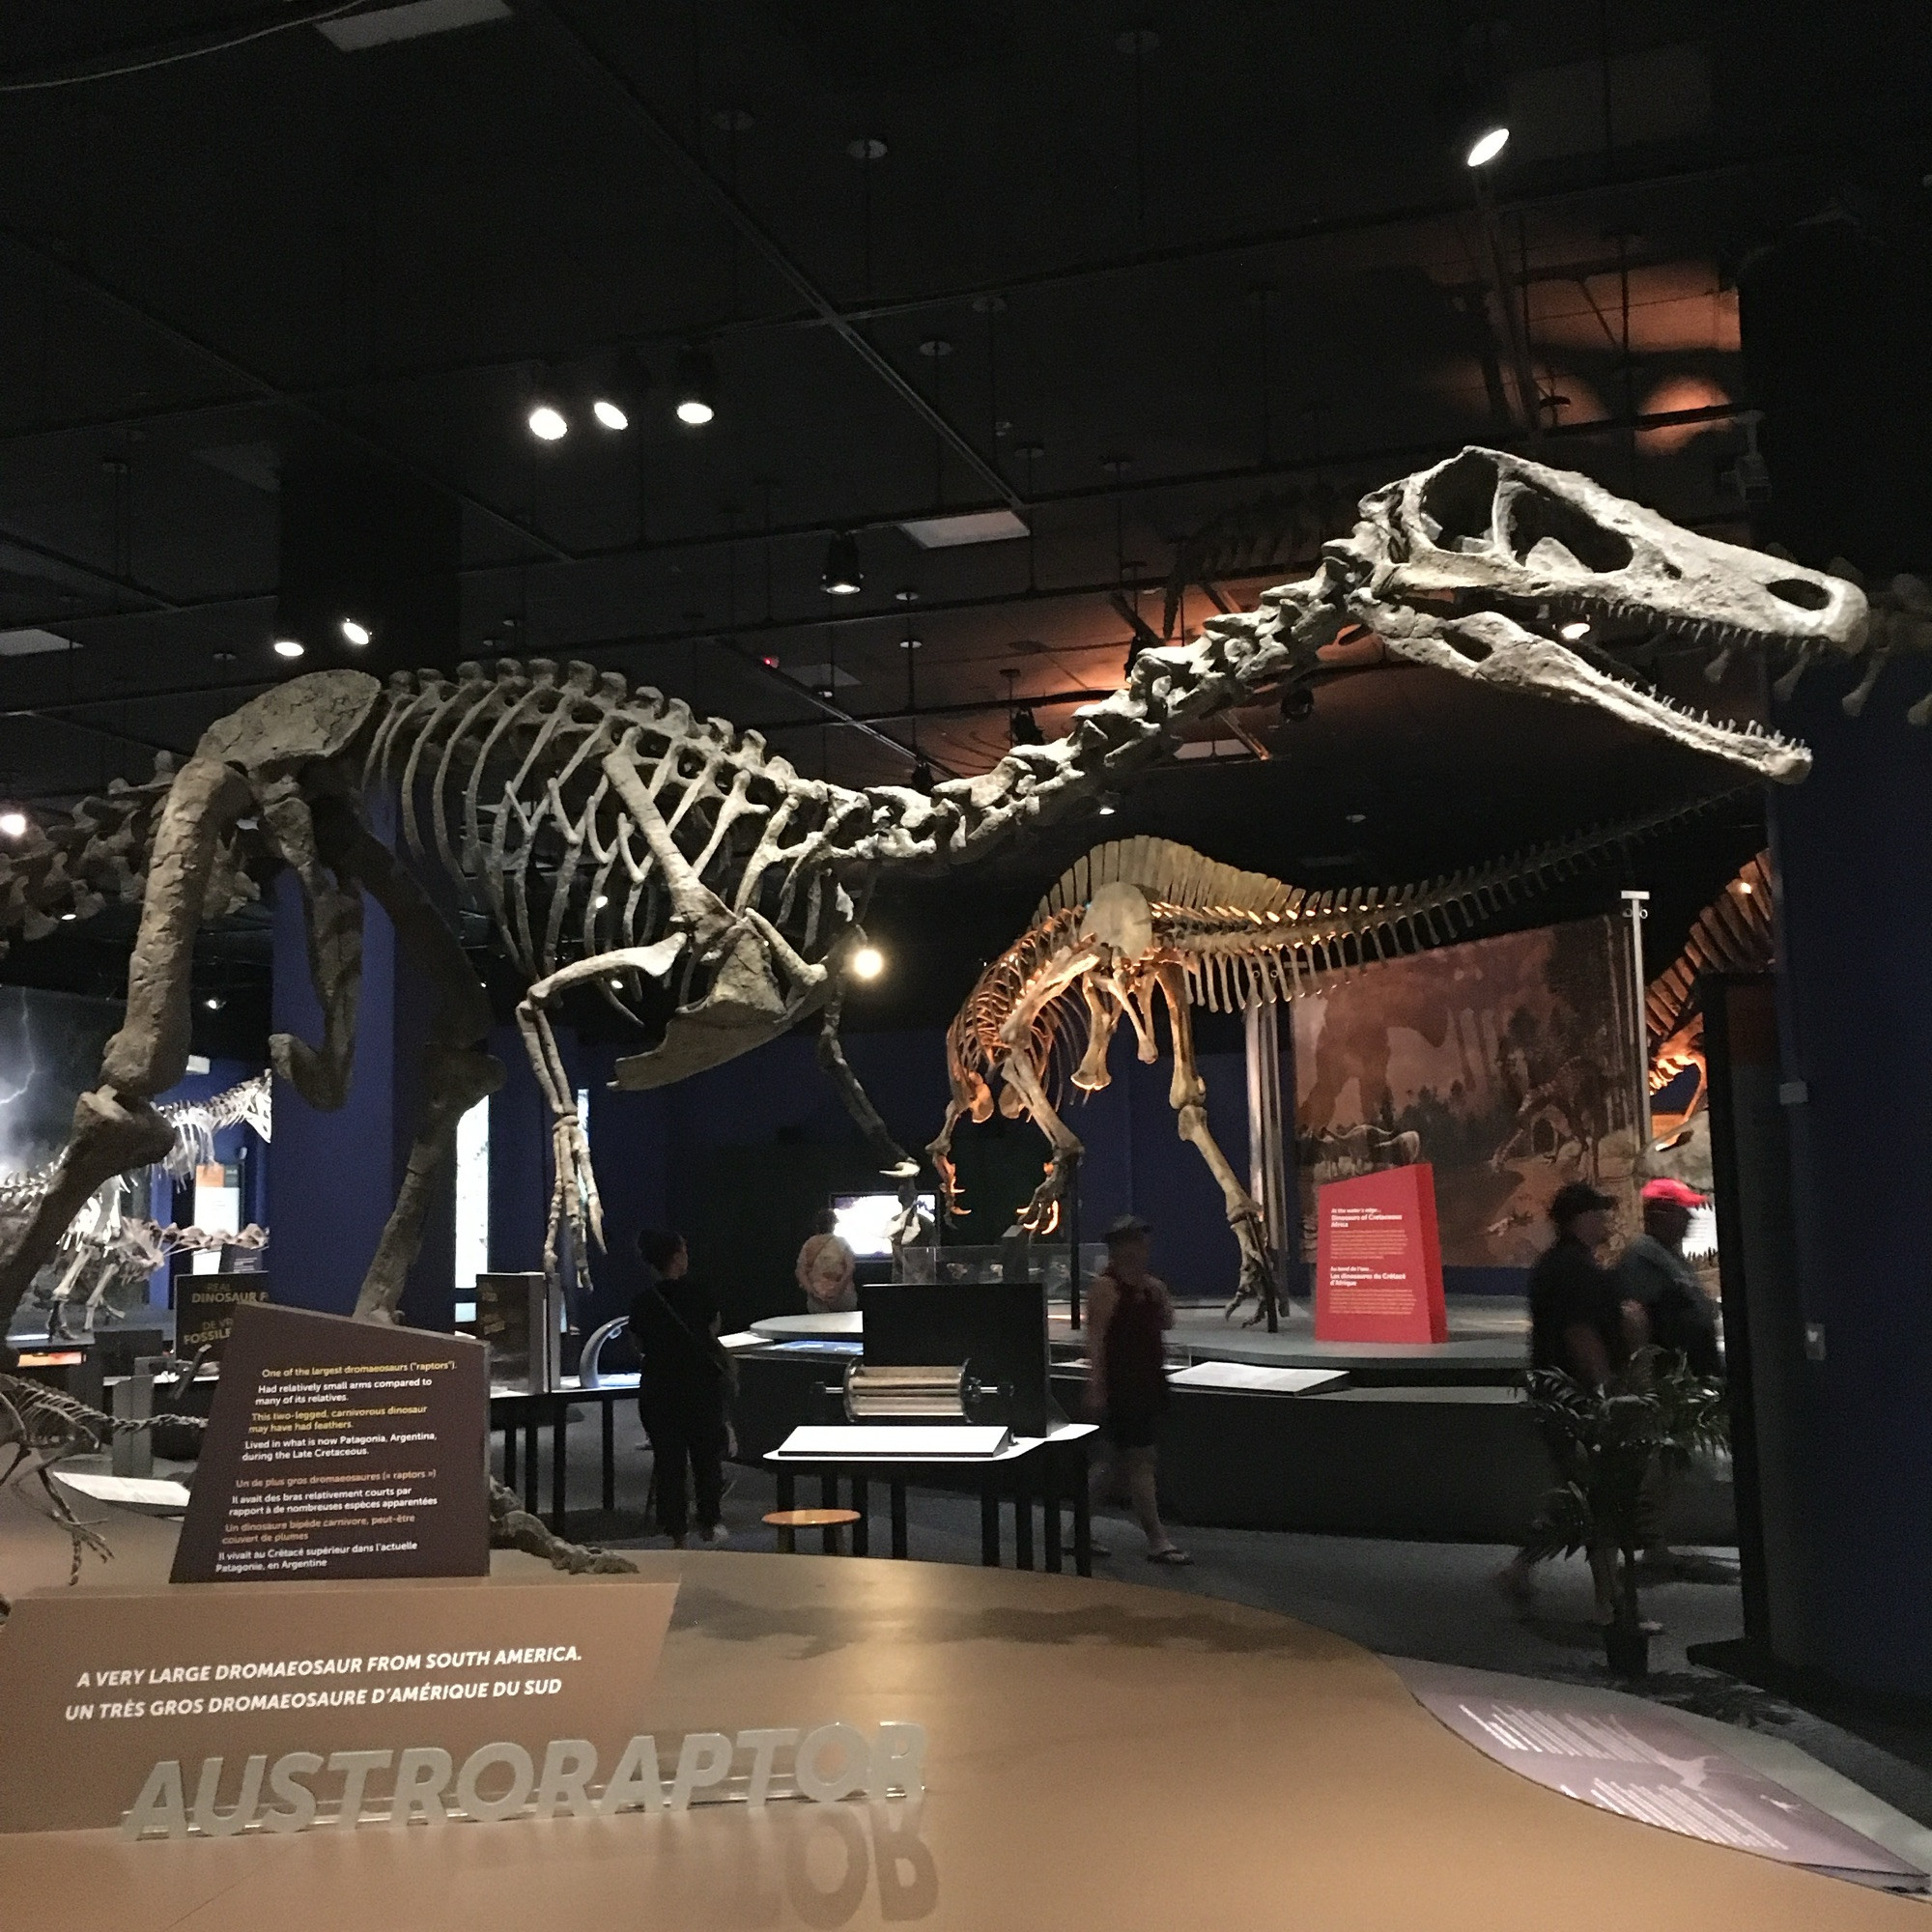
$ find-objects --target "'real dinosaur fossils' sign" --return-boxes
[171,1304,489,1584]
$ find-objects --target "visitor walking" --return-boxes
[795,1208,858,1315]
[629,1228,729,1548]
[1086,1213,1190,1566]
[1496,1181,1643,1614]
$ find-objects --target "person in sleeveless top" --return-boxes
[1085,1214,1190,1565]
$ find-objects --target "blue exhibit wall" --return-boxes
[1770,662,1932,1699]
[479,1013,1262,1339]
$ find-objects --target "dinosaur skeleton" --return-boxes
[931,799,1735,1330]
[0,1072,272,1336]
[0,449,1862,1350]
[1645,850,1776,1140]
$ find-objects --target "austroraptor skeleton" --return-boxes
[0,448,1864,1350]
[930,801,1732,1330]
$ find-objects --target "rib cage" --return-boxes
[1645,849,1776,1055]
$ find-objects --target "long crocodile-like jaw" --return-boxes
[1329,447,1868,783]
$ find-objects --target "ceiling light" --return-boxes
[897,509,1029,549]
[340,617,372,646]
[1464,126,1510,168]
[1738,880,1754,895]
[526,401,569,441]
[0,811,24,839]
[59,911,76,922]
[850,946,885,980]
[203,994,226,1011]
[822,532,863,596]
[1009,706,1044,747]
[273,638,305,660]
[1559,618,1591,640]
[1096,792,1121,817]
[592,399,629,431]
[594,894,610,910]
[910,753,935,793]
[608,977,624,990]
[674,346,717,426]
[1345,812,1367,826]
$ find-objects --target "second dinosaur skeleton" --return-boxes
[0,449,1864,1343]
[931,802,1734,1329]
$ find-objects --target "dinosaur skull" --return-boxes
[1333,448,1867,782]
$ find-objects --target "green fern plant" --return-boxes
[1521,1351,1728,1633]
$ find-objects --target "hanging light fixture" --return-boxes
[674,345,717,426]
[1004,670,1043,746]
[591,348,649,431]
[910,753,934,793]
[1464,124,1510,167]
[526,368,570,440]
[340,617,372,646]
[273,638,305,661]
[822,531,863,596]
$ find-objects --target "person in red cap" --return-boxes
[1620,1179,1720,1380]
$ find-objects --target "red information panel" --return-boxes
[1314,1163,1447,1344]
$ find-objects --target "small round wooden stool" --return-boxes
[764,1507,862,1554]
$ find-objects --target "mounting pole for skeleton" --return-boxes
[1621,890,1653,1172]
[1244,999,1291,1306]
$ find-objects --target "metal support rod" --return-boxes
[1622,889,1653,1167]
[1244,999,1291,1292]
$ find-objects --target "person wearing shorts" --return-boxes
[1085,1213,1189,1565]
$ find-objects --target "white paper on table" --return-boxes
[1167,1361,1348,1395]
[718,1330,769,1351]
[777,1424,1013,1461]
[51,1470,193,1511]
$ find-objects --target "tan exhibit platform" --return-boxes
[0,1486,1921,1931]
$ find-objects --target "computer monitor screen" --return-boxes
[832,1192,936,1260]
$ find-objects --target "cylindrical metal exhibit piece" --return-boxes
[843,1362,970,1421]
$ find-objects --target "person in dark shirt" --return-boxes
[1528,1181,1628,1385]
[1619,1178,1720,1379]
[1499,1181,1640,1614]
[628,1228,728,1548]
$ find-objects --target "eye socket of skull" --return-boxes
[1417,449,1500,550]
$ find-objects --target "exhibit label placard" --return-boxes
[0,1575,678,1833]
[1314,1163,1447,1344]
[171,1303,490,1584]
[174,1274,271,1357]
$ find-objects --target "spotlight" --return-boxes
[1345,811,1367,826]
[608,977,624,990]
[203,994,226,1012]
[1464,125,1510,168]
[674,345,717,426]
[592,399,629,431]
[1009,705,1044,747]
[591,349,648,434]
[60,911,76,922]
[910,753,934,793]
[1096,792,1121,817]
[340,617,372,647]
[526,400,569,441]
[1559,618,1591,640]
[273,638,305,660]
[0,810,26,839]
[1738,880,1754,895]
[593,894,610,909]
[822,531,863,596]
[850,945,885,980]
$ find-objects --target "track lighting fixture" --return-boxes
[1009,704,1043,747]
[674,345,717,426]
[526,394,569,440]
[0,810,26,839]
[1280,682,1315,723]
[591,348,649,432]
[273,638,305,660]
[850,945,885,980]
[340,617,372,646]
[910,753,934,793]
[1096,793,1120,817]
[823,531,863,596]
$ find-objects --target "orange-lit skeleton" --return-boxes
[932,810,1729,1330]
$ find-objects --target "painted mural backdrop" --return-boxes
[1292,916,1645,1268]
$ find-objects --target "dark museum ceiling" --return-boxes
[0,2,1919,1033]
